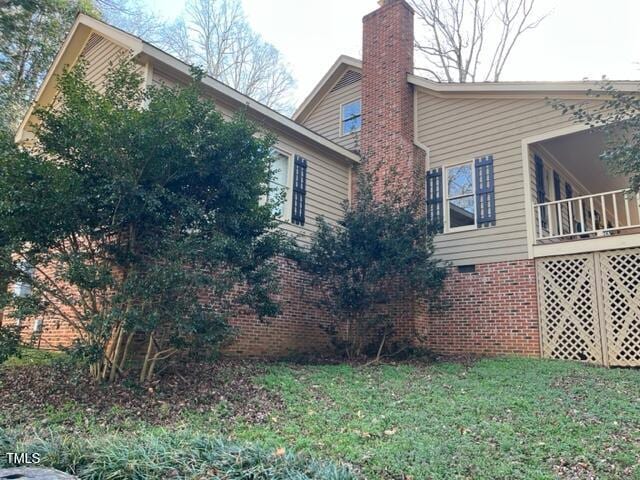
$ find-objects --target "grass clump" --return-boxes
[2,427,356,479]
[2,347,64,367]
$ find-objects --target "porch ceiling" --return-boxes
[539,128,628,193]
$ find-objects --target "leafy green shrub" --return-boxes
[11,429,356,479]
[300,158,447,359]
[0,60,290,383]
[0,325,21,364]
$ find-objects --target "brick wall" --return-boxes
[417,259,541,356]
[218,257,333,358]
[6,256,333,357]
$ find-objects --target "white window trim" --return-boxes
[268,147,294,222]
[339,99,361,137]
[444,160,477,234]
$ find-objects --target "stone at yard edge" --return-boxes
[0,467,77,479]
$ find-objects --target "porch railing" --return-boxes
[534,189,640,242]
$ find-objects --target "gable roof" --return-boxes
[292,54,638,119]
[16,14,360,164]
[292,55,362,123]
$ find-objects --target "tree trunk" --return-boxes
[108,326,125,382]
[139,332,154,383]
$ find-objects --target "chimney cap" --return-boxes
[374,0,415,14]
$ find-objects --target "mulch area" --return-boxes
[0,359,283,429]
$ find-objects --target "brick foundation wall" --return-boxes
[219,257,332,357]
[6,256,333,358]
[416,259,541,357]
[10,315,77,350]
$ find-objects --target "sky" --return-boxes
[146,0,640,106]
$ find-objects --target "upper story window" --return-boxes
[340,99,361,136]
[445,163,475,231]
[268,149,291,220]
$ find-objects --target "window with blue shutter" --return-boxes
[425,167,443,232]
[475,155,495,227]
[291,155,307,226]
[534,155,547,228]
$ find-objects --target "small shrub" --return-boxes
[0,325,21,364]
[300,157,447,359]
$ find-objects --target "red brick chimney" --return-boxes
[361,0,424,202]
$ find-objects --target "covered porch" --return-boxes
[525,126,640,257]
[525,127,640,367]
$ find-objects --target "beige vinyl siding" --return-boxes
[152,67,350,247]
[79,34,130,92]
[302,76,361,151]
[416,90,600,265]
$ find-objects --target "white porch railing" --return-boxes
[534,189,640,242]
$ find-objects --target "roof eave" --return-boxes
[141,43,359,164]
[408,73,640,96]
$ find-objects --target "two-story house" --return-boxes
[13,0,640,366]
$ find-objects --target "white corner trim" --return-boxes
[413,88,430,164]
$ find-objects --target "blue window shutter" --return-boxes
[534,155,547,228]
[291,155,307,226]
[475,155,495,227]
[425,167,443,232]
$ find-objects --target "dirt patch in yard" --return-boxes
[0,360,283,429]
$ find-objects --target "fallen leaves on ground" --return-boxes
[0,359,283,428]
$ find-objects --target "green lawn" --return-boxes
[2,357,639,479]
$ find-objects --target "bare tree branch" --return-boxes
[156,0,295,114]
[410,0,548,83]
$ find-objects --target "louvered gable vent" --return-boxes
[81,33,106,56]
[330,70,362,93]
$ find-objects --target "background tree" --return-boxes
[409,0,547,82]
[158,0,295,114]
[0,0,96,132]
[94,0,167,44]
[0,59,290,382]
[554,83,640,192]
[300,160,447,360]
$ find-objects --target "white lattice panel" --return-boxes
[536,254,604,364]
[599,248,640,367]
